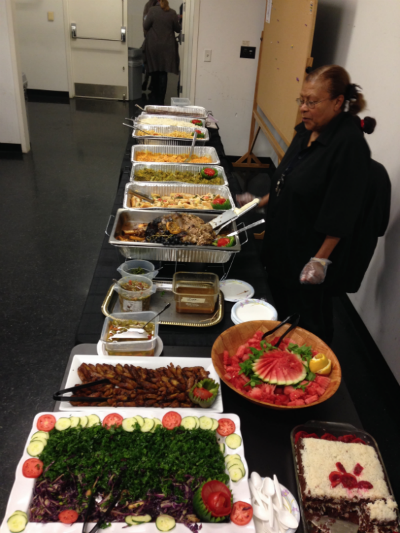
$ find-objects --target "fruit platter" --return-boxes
[0,411,254,533]
[211,320,341,410]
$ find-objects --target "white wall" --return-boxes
[310,0,400,383]
[193,0,272,157]
[14,0,69,92]
[0,0,29,151]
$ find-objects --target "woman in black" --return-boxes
[238,65,376,344]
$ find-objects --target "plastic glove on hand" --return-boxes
[236,192,255,207]
[300,257,332,285]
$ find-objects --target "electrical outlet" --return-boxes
[242,40,250,46]
[204,49,212,62]
[47,11,54,21]
[240,46,256,59]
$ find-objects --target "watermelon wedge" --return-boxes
[253,351,307,385]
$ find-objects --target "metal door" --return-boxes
[66,0,128,100]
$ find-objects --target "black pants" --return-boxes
[151,71,168,105]
[268,276,334,345]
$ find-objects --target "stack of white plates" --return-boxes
[231,299,277,324]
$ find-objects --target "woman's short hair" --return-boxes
[160,0,170,11]
[306,65,366,116]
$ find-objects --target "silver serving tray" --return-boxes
[124,182,235,212]
[108,208,240,263]
[144,104,207,118]
[131,144,220,165]
[130,162,228,185]
[133,124,209,146]
[135,113,205,128]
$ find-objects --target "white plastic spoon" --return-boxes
[273,474,283,509]
[263,477,276,531]
[249,479,266,512]
[252,502,270,522]
[274,506,299,529]
[251,471,263,490]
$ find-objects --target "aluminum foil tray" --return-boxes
[108,208,240,263]
[133,124,209,146]
[135,113,205,128]
[124,182,235,212]
[131,144,220,165]
[130,162,228,185]
[143,104,207,118]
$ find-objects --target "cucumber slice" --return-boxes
[225,454,241,464]
[219,442,225,454]
[228,461,245,475]
[199,416,213,430]
[55,418,71,431]
[225,433,242,449]
[140,418,154,433]
[134,415,144,427]
[87,414,101,428]
[69,416,80,428]
[27,440,45,457]
[193,416,200,429]
[181,416,197,430]
[31,431,49,440]
[152,418,162,431]
[229,466,245,482]
[7,514,27,533]
[156,514,176,531]
[211,418,219,431]
[79,416,88,428]
[10,512,28,520]
[30,435,48,446]
[125,516,140,526]
[131,515,152,524]
[122,417,138,432]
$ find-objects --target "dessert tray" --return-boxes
[57,355,224,413]
[0,411,254,532]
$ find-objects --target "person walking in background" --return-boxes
[142,0,158,92]
[143,0,181,105]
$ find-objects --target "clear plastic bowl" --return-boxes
[171,97,191,107]
[114,275,156,312]
[172,272,219,314]
[117,259,159,280]
[101,311,160,356]
[232,299,278,323]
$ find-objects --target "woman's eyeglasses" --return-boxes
[295,98,330,109]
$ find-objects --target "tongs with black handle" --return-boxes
[261,313,300,347]
[53,379,111,403]
[82,473,125,533]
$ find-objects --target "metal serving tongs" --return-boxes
[183,130,198,162]
[82,472,125,533]
[261,313,301,347]
[226,219,265,237]
[129,187,155,204]
[310,516,359,533]
[122,120,154,136]
[209,198,260,234]
[53,379,112,403]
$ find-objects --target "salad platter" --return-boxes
[0,411,254,533]
[58,355,224,413]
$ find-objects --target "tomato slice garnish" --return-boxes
[22,458,44,478]
[37,414,56,432]
[102,413,123,429]
[203,168,216,176]
[206,491,232,517]
[201,480,231,502]
[230,501,253,525]
[216,418,236,436]
[59,510,79,524]
[193,387,213,400]
[162,411,182,430]
[212,197,226,204]
[217,238,230,247]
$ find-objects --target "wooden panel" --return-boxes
[257,0,318,145]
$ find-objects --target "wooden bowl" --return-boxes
[211,320,341,410]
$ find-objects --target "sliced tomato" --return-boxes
[217,238,230,247]
[206,491,232,517]
[162,411,182,430]
[216,418,236,436]
[193,387,213,400]
[102,413,123,429]
[22,458,44,478]
[212,197,226,205]
[231,501,253,525]
[37,414,56,432]
[59,510,79,524]
[201,480,231,504]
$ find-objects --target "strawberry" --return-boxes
[336,462,347,474]
[353,463,364,476]
[321,433,337,441]
[338,435,356,443]
[341,473,358,489]
[295,431,309,443]
[351,437,366,445]
[357,481,373,490]
[329,471,342,488]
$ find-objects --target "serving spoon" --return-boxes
[183,130,198,162]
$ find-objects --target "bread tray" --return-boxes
[108,208,240,263]
[291,420,400,533]
[131,144,220,165]
[132,124,209,145]
[102,280,224,327]
[135,112,205,128]
[124,182,235,212]
[143,103,208,118]
[131,162,228,185]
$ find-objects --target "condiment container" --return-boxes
[117,259,159,280]
[172,272,219,314]
[101,311,160,356]
[231,299,278,324]
[114,275,156,312]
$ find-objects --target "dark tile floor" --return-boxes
[0,94,399,524]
